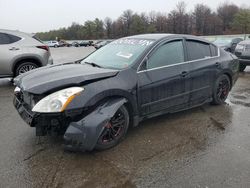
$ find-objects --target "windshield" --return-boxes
[213,38,232,46]
[81,38,155,69]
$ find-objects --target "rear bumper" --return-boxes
[47,56,53,65]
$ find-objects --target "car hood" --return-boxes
[14,63,119,94]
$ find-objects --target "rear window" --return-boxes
[186,40,211,61]
[0,33,21,44]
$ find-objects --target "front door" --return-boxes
[137,39,191,116]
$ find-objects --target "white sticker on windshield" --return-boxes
[112,39,154,46]
[116,51,133,59]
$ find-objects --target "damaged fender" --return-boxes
[64,98,127,151]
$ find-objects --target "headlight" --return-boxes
[32,87,84,113]
[14,87,21,93]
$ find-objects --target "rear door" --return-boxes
[138,39,191,116]
[185,39,219,106]
[0,33,21,77]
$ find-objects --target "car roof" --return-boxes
[239,40,250,45]
[123,33,211,43]
[0,29,33,38]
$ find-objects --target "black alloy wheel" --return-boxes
[212,75,231,105]
[95,105,129,150]
[239,64,246,72]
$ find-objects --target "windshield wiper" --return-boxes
[84,62,103,68]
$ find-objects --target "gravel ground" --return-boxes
[0,47,250,188]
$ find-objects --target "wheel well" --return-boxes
[223,73,233,89]
[98,96,135,127]
[13,58,41,76]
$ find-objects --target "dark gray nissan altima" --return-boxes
[13,34,239,151]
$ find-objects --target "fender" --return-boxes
[64,98,127,152]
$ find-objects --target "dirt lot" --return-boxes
[0,47,250,188]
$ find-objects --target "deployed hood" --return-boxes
[14,63,119,94]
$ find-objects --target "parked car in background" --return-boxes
[0,29,53,78]
[45,40,60,48]
[94,40,112,49]
[213,37,243,53]
[234,40,250,72]
[93,40,102,44]
[13,34,238,152]
[79,40,93,47]
[71,41,80,47]
[58,40,71,47]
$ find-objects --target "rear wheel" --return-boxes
[95,105,129,150]
[15,62,38,76]
[239,64,246,72]
[211,75,231,105]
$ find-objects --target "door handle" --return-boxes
[181,71,189,77]
[9,47,19,51]
[215,62,221,68]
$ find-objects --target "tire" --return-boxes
[54,45,59,48]
[95,105,129,150]
[211,75,231,105]
[239,64,246,72]
[15,62,38,76]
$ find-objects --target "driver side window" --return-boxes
[147,40,184,69]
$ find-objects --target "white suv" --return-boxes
[0,29,53,77]
[45,40,60,48]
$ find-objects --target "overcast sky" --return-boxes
[0,0,249,33]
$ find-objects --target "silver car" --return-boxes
[0,29,53,78]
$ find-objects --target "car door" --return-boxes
[185,39,218,106]
[137,39,191,116]
[0,33,21,77]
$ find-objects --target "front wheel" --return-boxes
[211,75,231,105]
[239,64,246,72]
[95,105,129,150]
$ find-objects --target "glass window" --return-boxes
[0,33,21,44]
[0,33,11,44]
[147,40,184,69]
[187,40,211,61]
[82,38,155,70]
[8,34,21,43]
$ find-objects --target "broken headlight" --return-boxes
[32,87,84,113]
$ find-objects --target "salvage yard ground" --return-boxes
[0,47,250,188]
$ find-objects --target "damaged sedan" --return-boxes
[13,34,239,151]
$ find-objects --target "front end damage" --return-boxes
[14,91,127,151]
[64,98,127,151]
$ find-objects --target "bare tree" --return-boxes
[121,9,133,35]
[104,17,113,38]
[217,2,239,32]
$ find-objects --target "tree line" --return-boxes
[36,2,250,41]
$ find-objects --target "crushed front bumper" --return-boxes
[13,95,69,136]
[14,94,127,152]
[13,95,35,126]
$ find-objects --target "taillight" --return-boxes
[36,45,49,52]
